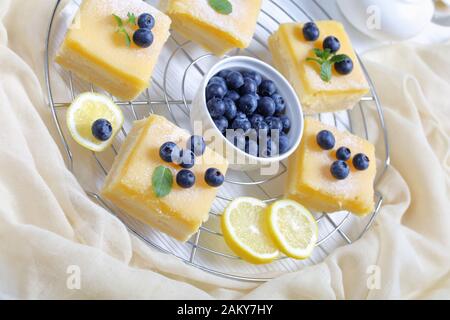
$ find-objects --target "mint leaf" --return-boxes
[127,12,137,26]
[330,54,349,64]
[152,166,173,198]
[306,57,323,65]
[208,0,232,15]
[320,61,332,82]
[112,14,123,27]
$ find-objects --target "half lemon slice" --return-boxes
[266,199,318,259]
[66,93,124,152]
[222,197,279,264]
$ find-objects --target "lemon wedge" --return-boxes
[66,93,124,152]
[266,199,318,259]
[221,197,279,264]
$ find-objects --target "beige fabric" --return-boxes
[0,0,449,299]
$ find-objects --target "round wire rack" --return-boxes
[44,0,390,282]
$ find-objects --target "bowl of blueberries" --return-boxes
[191,56,303,171]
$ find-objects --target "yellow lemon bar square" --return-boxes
[161,0,262,56]
[286,118,376,216]
[269,21,370,114]
[102,115,229,242]
[56,0,171,101]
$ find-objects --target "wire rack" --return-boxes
[44,0,390,282]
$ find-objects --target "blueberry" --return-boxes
[224,90,240,102]
[265,116,283,132]
[245,139,259,157]
[208,76,227,88]
[226,71,244,90]
[217,69,232,78]
[159,141,180,163]
[271,93,286,115]
[187,135,206,157]
[330,160,350,180]
[336,147,351,161]
[277,133,290,154]
[206,83,226,101]
[91,119,112,141]
[176,170,196,188]
[240,78,257,95]
[334,57,354,75]
[259,80,277,97]
[232,116,251,133]
[204,168,225,187]
[133,28,154,48]
[250,114,264,128]
[257,97,276,117]
[279,115,291,134]
[323,36,340,53]
[237,94,258,115]
[316,130,335,150]
[261,138,278,158]
[207,98,226,118]
[302,22,320,41]
[138,13,155,30]
[241,70,262,86]
[353,153,370,171]
[214,116,229,134]
[223,98,237,121]
[254,120,269,134]
[179,149,195,169]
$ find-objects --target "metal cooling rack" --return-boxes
[44,0,390,282]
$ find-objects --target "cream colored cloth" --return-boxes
[0,0,449,299]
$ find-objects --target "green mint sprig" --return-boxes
[127,12,137,26]
[208,0,233,15]
[112,12,138,47]
[152,166,173,198]
[306,48,349,82]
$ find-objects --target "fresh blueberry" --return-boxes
[223,98,237,121]
[204,168,225,187]
[336,147,351,161]
[179,149,195,169]
[323,36,340,53]
[240,78,257,95]
[241,70,262,86]
[353,153,370,171]
[237,94,258,115]
[330,160,350,180]
[207,98,226,118]
[226,71,245,90]
[316,130,335,150]
[250,114,264,128]
[187,135,206,157]
[277,133,290,154]
[206,83,226,101]
[217,69,232,79]
[279,115,291,134]
[271,93,286,115]
[176,169,196,188]
[334,57,354,75]
[257,97,276,117]
[259,80,277,97]
[214,116,229,134]
[208,76,227,88]
[133,28,154,48]
[232,116,251,133]
[245,139,259,157]
[265,116,283,132]
[224,90,240,102]
[302,22,320,41]
[159,141,180,163]
[91,119,112,141]
[260,138,278,158]
[254,120,269,134]
[138,13,155,30]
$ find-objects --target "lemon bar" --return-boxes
[269,21,370,114]
[102,115,228,242]
[160,0,262,56]
[286,119,376,216]
[55,0,171,101]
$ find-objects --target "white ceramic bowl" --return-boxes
[190,56,304,171]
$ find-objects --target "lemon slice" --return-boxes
[266,199,318,259]
[222,197,279,264]
[66,93,124,152]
